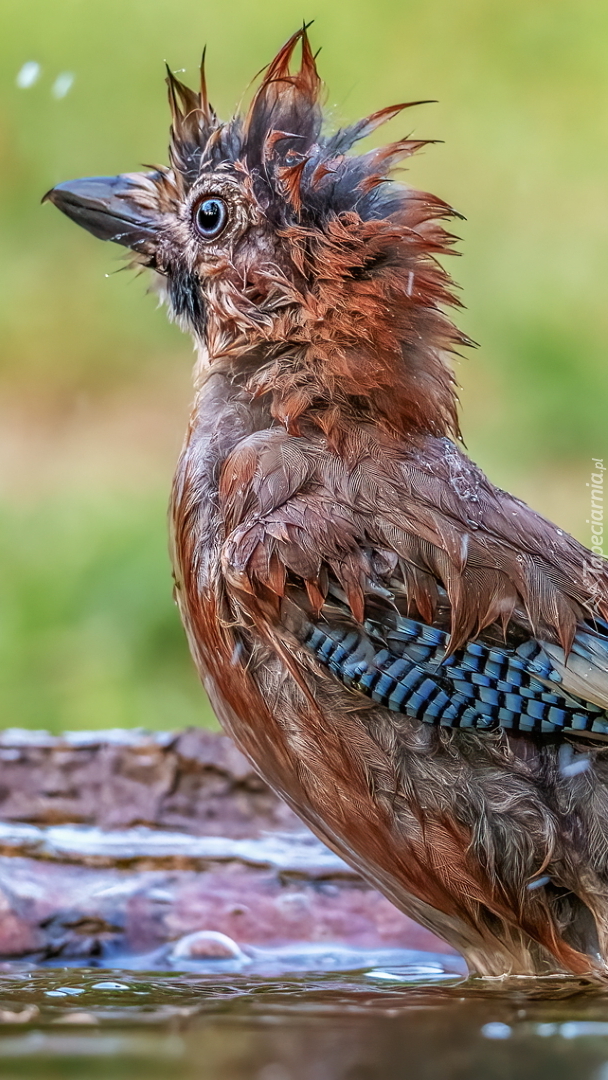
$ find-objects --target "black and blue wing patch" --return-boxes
[303,615,608,739]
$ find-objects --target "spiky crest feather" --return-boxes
[150,27,466,444]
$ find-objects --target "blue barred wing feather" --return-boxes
[220,426,608,744]
[302,612,608,740]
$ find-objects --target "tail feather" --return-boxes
[543,625,608,712]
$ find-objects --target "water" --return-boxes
[0,955,607,1079]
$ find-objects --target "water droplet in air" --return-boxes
[52,72,75,99]
[16,62,41,88]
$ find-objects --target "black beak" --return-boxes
[43,174,159,255]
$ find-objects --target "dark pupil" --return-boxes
[195,197,227,239]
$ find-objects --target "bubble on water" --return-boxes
[90,981,129,991]
[16,62,41,89]
[365,967,455,983]
[169,930,248,963]
[481,1022,512,1040]
[366,970,403,981]
[52,72,75,99]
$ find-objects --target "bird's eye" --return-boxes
[193,196,228,241]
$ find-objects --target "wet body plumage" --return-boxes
[47,29,608,978]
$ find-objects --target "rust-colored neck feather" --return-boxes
[241,205,467,445]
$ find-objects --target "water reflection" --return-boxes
[0,964,607,1079]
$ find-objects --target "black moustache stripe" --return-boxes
[169,264,206,335]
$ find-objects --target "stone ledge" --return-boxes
[0,729,454,963]
[0,728,299,837]
[0,822,353,875]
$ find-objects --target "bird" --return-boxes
[45,27,608,980]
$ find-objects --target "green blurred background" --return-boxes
[1,0,607,732]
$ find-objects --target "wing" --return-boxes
[215,424,608,976]
[219,425,608,740]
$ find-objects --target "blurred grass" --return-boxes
[0,493,207,731]
[0,0,607,730]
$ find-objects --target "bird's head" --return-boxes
[46,27,468,443]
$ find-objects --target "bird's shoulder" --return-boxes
[218,425,606,638]
[215,424,608,740]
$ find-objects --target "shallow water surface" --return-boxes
[0,952,608,1079]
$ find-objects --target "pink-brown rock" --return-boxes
[0,730,454,963]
